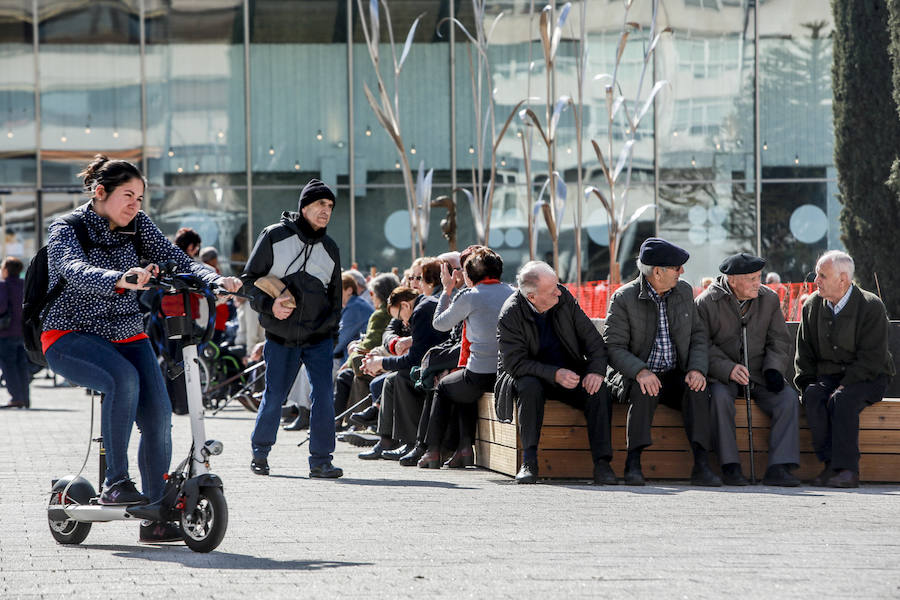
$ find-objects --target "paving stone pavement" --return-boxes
[1,377,900,599]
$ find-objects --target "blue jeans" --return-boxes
[46,334,172,501]
[251,337,336,468]
[0,336,30,406]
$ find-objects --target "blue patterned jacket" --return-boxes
[43,202,219,341]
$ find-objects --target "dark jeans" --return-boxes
[626,369,712,451]
[46,334,172,501]
[802,374,888,472]
[516,374,613,463]
[377,370,425,443]
[251,337,335,468]
[425,368,495,449]
[0,336,30,407]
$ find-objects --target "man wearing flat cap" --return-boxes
[242,178,344,479]
[696,253,800,486]
[603,238,721,486]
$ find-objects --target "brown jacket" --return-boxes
[695,276,791,386]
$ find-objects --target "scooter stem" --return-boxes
[183,344,209,476]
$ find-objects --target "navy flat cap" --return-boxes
[719,252,766,275]
[639,237,690,267]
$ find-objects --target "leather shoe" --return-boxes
[810,464,834,486]
[826,469,859,488]
[624,468,645,486]
[444,446,475,469]
[515,460,538,484]
[762,464,800,487]
[250,457,269,476]
[593,460,618,485]
[690,462,723,487]
[0,402,26,409]
[358,440,398,460]
[338,431,378,447]
[283,407,310,431]
[417,450,442,469]
[309,462,343,479]
[382,442,412,461]
[399,443,426,466]
[349,405,379,428]
[721,463,749,486]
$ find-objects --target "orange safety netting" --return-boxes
[564,281,817,322]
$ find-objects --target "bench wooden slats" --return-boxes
[475,393,900,482]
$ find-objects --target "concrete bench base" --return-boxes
[475,393,900,482]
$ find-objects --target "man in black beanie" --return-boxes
[696,252,800,486]
[242,178,344,478]
[602,237,721,486]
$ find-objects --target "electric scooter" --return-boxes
[47,267,247,553]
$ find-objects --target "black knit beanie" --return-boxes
[298,178,336,210]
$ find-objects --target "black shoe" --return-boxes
[309,462,343,479]
[515,460,538,484]
[358,440,397,460]
[349,405,379,428]
[722,463,749,486]
[690,462,723,487]
[0,401,26,409]
[593,460,618,485]
[250,457,270,476]
[810,464,834,486]
[99,479,149,506]
[382,442,412,461]
[762,464,800,487]
[624,451,645,486]
[826,469,859,488]
[139,520,183,543]
[338,431,379,447]
[283,407,310,431]
[281,404,299,422]
[399,443,427,466]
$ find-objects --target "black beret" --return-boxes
[639,237,690,267]
[298,178,336,210]
[719,252,766,275]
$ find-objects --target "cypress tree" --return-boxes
[833,0,900,316]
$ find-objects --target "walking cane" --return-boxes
[297,394,372,447]
[741,322,756,484]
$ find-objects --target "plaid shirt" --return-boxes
[646,285,676,373]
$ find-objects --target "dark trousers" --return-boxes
[0,336,30,407]
[626,369,712,451]
[376,370,424,443]
[333,367,354,418]
[802,374,888,472]
[515,375,613,463]
[425,368,495,449]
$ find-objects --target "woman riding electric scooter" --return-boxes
[42,155,241,543]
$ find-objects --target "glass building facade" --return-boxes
[0,0,837,283]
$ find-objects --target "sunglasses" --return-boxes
[409,275,423,281]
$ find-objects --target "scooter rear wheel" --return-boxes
[47,492,92,545]
[180,487,227,553]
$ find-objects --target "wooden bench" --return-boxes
[475,393,900,483]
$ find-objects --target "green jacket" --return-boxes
[794,286,894,390]
[350,305,392,361]
[695,276,791,386]
[602,275,708,403]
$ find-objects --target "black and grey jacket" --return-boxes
[241,211,341,347]
[44,202,219,340]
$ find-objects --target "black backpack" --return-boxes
[23,212,140,366]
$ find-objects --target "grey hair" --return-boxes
[817,250,855,280]
[765,272,781,284]
[516,260,556,296]
[344,268,367,292]
[636,259,654,278]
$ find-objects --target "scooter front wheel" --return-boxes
[47,492,92,545]
[181,487,227,553]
